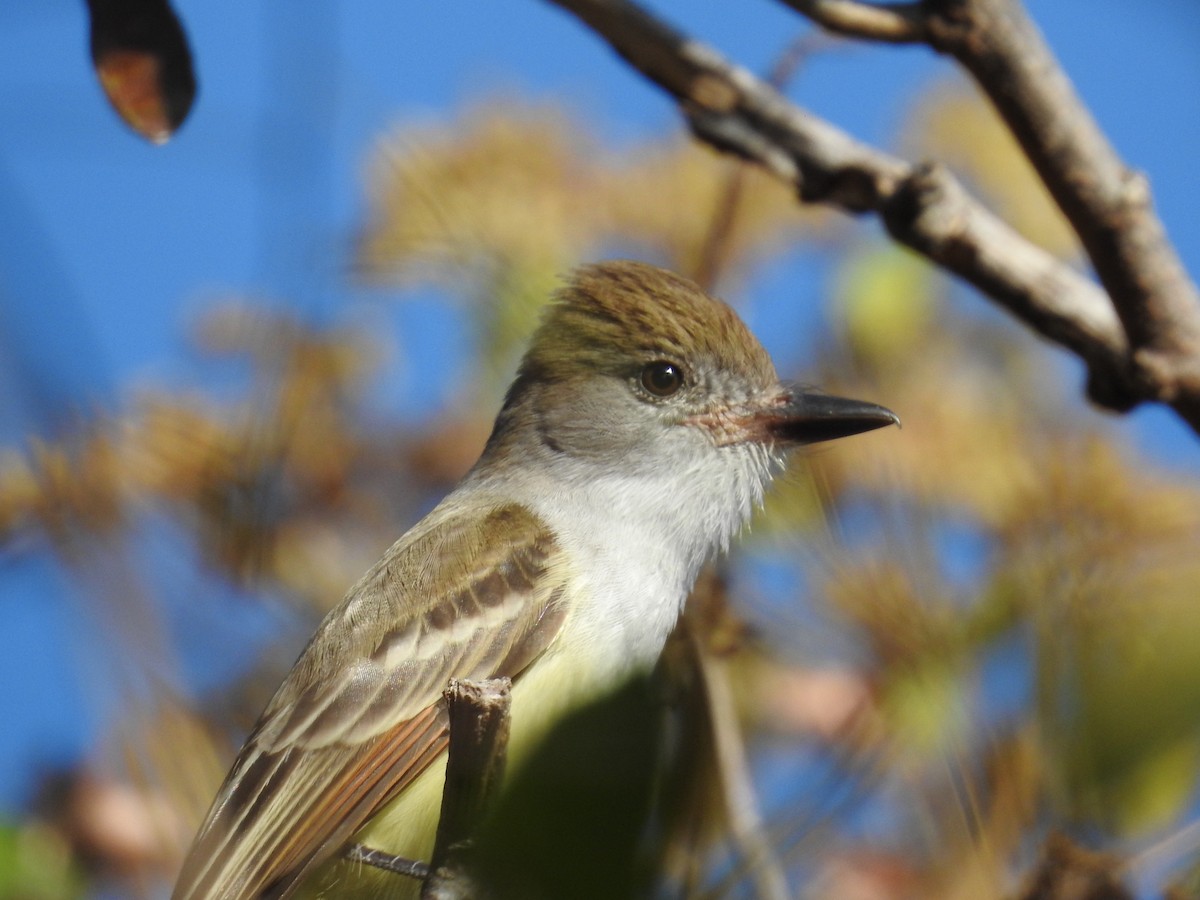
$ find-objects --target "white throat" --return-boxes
[471,439,780,680]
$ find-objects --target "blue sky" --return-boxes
[0,0,1196,815]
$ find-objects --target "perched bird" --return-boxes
[172,260,898,899]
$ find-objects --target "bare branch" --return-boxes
[882,164,1132,409]
[539,0,1169,422]
[917,0,1200,411]
[781,0,1200,419]
[342,678,512,899]
[777,0,927,43]
[422,678,512,900]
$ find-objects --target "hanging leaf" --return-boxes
[86,0,197,143]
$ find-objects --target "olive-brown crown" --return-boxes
[517,260,777,391]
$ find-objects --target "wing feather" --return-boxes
[172,502,568,900]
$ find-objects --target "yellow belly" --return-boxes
[302,641,628,898]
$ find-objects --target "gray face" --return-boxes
[523,350,765,475]
[485,260,781,474]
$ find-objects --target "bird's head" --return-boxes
[485,260,898,476]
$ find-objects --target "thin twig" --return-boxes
[690,634,792,900]
[344,842,430,881]
[693,32,831,292]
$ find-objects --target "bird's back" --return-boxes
[171,499,569,899]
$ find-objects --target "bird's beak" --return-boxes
[762,386,900,446]
[690,386,899,447]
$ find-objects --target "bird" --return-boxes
[171,259,898,899]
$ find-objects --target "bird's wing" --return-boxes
[172,502,569,900]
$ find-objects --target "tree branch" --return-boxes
[780,0,1200,420]
[917,0,1200,413]
[539,0,1173,422]
[342,679,512,899]
[422,678,512,900]
[778,0,927,43]
[882,163,1132,408]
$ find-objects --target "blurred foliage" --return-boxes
[0,820,82,899]
[3,83,1200,900]
[354,99,826,386]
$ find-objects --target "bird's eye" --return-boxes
[640,360,685,397]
